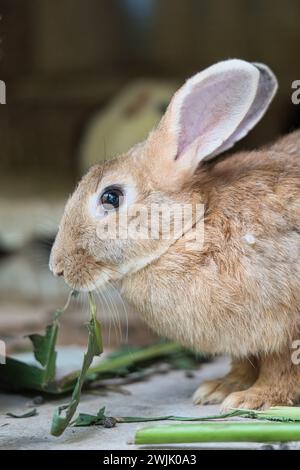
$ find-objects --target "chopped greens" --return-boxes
[51,293,103,436]
[0,291,207,437]
[133,421,300,445]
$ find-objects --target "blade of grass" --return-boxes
[116,410,242,423]
[50,292,103,436]
[134,421,300,445]
[28,324,58,386]
[72,408,242,427]
[72,405,300,433]
[0,291,79,394]
[27,291,75,387]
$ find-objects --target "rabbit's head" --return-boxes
[50,59,277,291]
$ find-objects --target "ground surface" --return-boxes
[0,356,298,450]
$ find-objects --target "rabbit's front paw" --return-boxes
[193,358,258,406]
[220,387,293,412]
[193,379,235,405]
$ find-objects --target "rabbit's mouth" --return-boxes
[50,249,119,292]
[62,254,157,292]
[62,263,121,293]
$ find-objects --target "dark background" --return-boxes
[1,0,300,186]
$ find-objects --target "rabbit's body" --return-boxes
[51,60,300,410]
[122,130,300,357]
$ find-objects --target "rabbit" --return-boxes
[50,59,300,411]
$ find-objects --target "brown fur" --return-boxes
[50,123,300,411]
[51,61,300,410]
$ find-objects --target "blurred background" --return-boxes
[0,0,300,352]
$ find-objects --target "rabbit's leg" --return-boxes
[221,350,300,411]
[193,357,258,405]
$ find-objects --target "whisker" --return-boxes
[105,285,123,343]
[101,281,123,343]
[99,287,121,344]
[97,270,124,344]
[86,269,120,345]
[109,280,129,344]
[78,265,129,347]
[93,288,112,345]
[101,288,121,343]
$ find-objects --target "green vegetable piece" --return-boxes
[233,406,300,422]
[72,408,241,427]
[28,323,58,386]
[72,407,106,427]
[27,291,74,387]
[134,421,300,445]
[7,408,38,419]
[51,293,103,436]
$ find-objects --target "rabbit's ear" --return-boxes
[206,63,278,158]
[146,59,277,188]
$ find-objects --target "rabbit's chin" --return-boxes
[63,269,112,293]
[62,278,96,293]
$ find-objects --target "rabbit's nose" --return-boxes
[52,265,64,277]
[49,260,64,277]
[55,269,64,277]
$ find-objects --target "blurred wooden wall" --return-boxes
[0,0,299,192]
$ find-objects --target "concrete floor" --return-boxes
[0,357,298,450]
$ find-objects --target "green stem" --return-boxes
[54,290,77,320]
[116,410,242,423]
[51,292,103,436]
[134,422,300,445]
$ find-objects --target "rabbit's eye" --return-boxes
[100,186,124,211]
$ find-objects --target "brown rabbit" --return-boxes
[50,59,300,411]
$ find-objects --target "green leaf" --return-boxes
[72,412,101,427]
[0,291,80,394]
[89,294,103,354]
[27,291,75,388]
[0,356,46,391]
[50,293,103,436]
[6,408,38,418]
[72,407,106,427]
[0,287,210,439]
[28,322,58,386]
